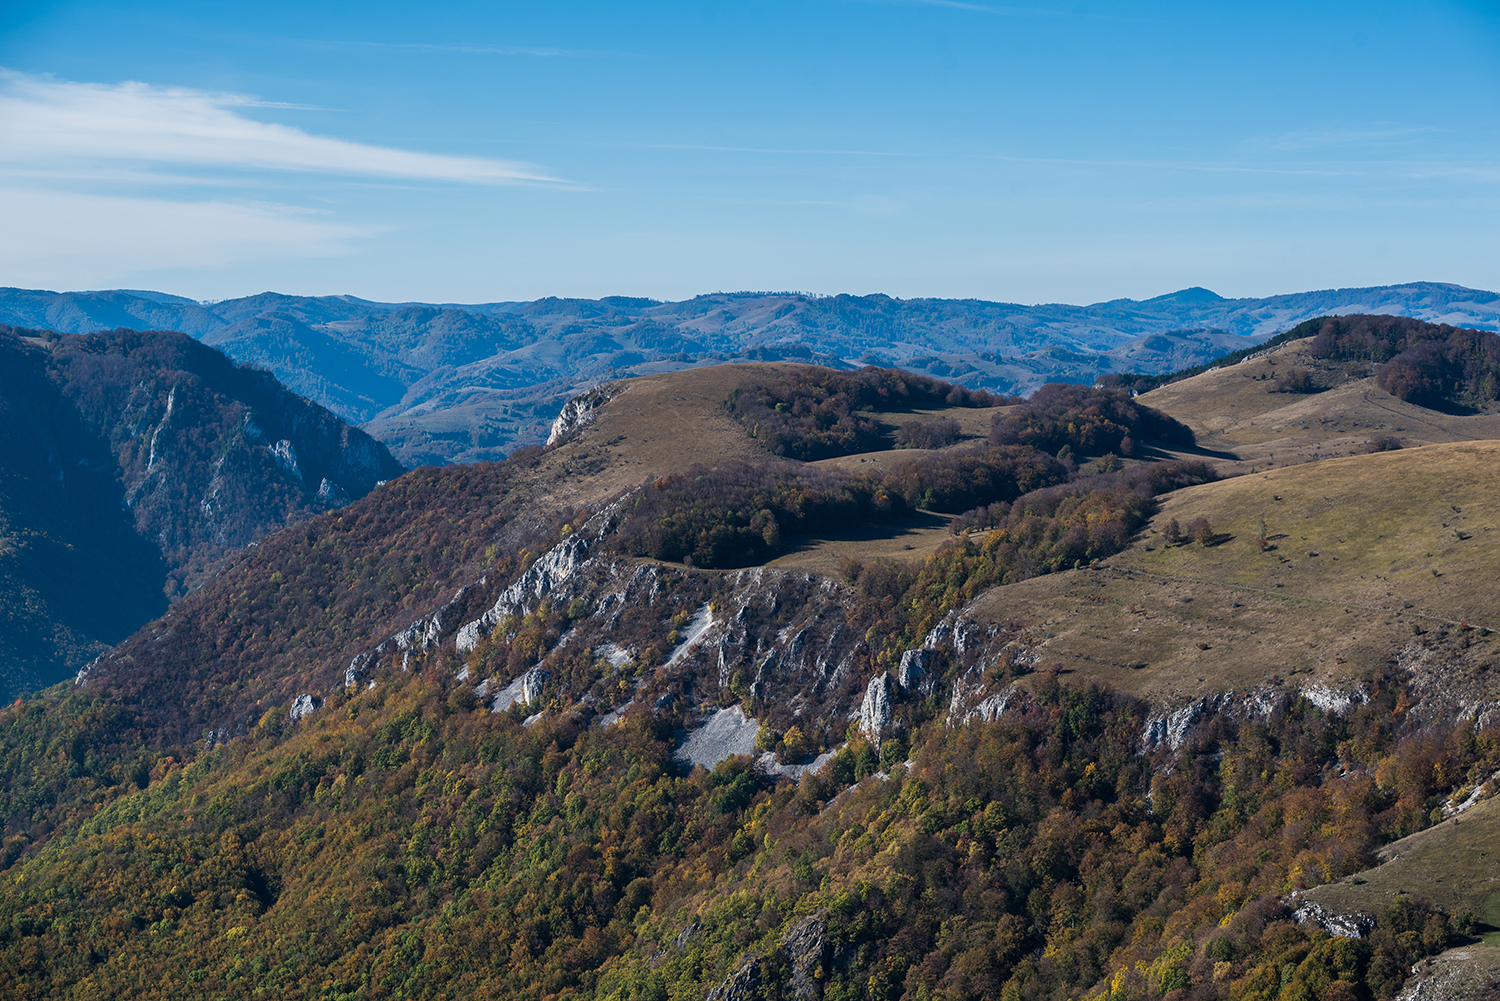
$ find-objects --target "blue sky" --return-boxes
[2,1,1498,304]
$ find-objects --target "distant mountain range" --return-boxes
[2,281,1496,465]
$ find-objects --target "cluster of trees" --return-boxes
[894,417,961,449]
[1098,317,1333,396]
[727,366,1011,460]
[610,461,893,567]
[621,383,1204,570]
[1271,367,1320,394]
[1305,314,1500,408]
[1104,313,1500,413]
[990,384,1197,458]
[883,445,1069,515]
[2,647,1492,1000]
[610,445,1074,569]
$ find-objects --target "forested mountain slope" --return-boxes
[4,283,1497,464]
[2,355,1499,1000]
[0,326,405,699]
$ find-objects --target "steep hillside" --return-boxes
[2,361,1499,1001]
[0,326,405,699]
[0,333,168,701]
[6,283,1500,463]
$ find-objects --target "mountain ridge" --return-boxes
[5,281,1498,465]
[4,337,1500,1000]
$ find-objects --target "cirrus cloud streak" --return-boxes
[0,70,560,185]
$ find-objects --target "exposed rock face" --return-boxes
[520,667,548,706]
[1289,897,1375,939]
[456,535,592,652]
[271,439,301,480]
[665,604,715,667]
[704,913,831,1001]
[545,385,619,447]
[946,673,1021,727]
[316,477,350,506]
[675,706,760,770]
[0,327,405,699]
[491,667,549,713]
[859,674,892,741]
[1142,697,1219,751]
[1300,682,1368,715]
[706,961,760,1001]
[898,649,934,692]
[781,913,830,1001]
[289,693,320,721]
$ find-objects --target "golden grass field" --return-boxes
[1140,341,1500,474]
[967,441,1500,702]
[530,363,798,508]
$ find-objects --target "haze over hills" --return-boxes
[3,281,1497,465]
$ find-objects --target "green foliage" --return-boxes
[1,648,1494,1001]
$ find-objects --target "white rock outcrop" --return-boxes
[898,649,933,691]
[491,667,549,713]
[859,674,892,741]
[1289,897,1375,939]
[271,439,302,480]
[675,706,761,770]
[546,385,617,446]
[316,477,350,506]
[456,536,590,652]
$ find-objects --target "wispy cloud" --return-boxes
[0,187,377,287]
[0,70,561,184]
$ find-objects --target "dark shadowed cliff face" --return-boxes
[0,326,407,699]
[0,331,169,701]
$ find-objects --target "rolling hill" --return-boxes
[2,324,1500,1000]
[4,282,1498,464]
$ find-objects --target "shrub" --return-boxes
[894,417,961,449]
[1188,515,1214,545]
[1272,367,1319,393]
